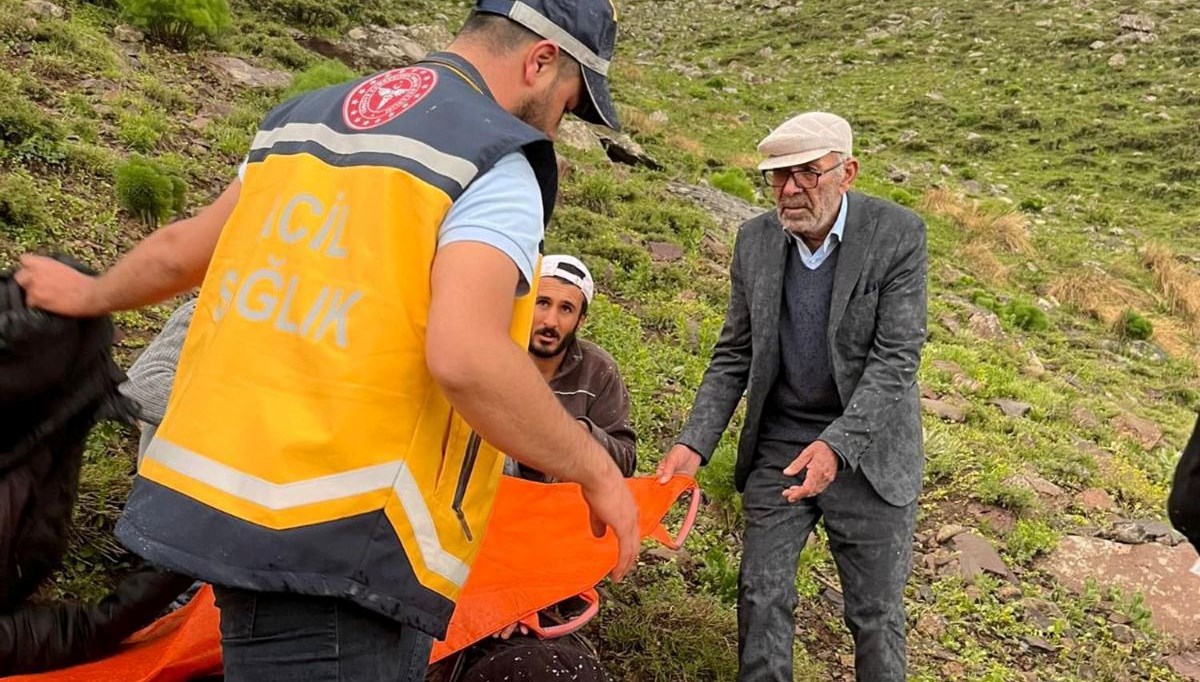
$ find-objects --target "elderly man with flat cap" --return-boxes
[657,112,928,681]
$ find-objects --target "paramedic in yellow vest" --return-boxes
[14,1,638,680]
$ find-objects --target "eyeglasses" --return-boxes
[761,160,845,189]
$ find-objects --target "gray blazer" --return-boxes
[678,191,928,506]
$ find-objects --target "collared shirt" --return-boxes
[788,193,848,270]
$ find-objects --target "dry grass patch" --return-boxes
[1141,242,1200,332]
[730,152,761,169]
[1047,269,1153,328]
[668,133,705,155]
[616,102,663,136]
[1148,316,1200,362]
[960,241,1010,284]
[920,188,1032,254]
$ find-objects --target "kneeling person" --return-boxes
[517,255,637,480]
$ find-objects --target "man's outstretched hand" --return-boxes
[14,255,103,317]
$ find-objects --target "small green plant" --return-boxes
[969,289,999,312]
[283,60,357,100]
[1006,519,1059,564]
[0,74,63,155]
[117,109,170,153]
[1018,196,1045,212]
[696,546,739,605]
[0,172,52,240]
[1118,309,1154,340]
[113,156,188,226]
[889,187,916,206]
[117,0,231,49]
[265,0,347,29]
[1001,300,1049,332]
[970,291,1050,332]
[709,168,757,203]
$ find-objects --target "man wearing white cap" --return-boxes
[520,255,636,480]
[658,112,928,681]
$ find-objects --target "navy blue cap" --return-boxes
[474,0,621,131]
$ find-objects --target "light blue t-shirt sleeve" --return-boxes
[437,152,545,295]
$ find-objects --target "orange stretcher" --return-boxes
[10,475,699,682]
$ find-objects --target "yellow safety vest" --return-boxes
[116,53,559,636]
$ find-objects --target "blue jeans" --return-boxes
[213,586,433,682]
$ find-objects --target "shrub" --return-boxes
[283,60,357,100]
[1019,196,1045,212]
[709,168,757,203]
[0,74,63,151]
[1118,309,1153,340]
[1006,519,1059,565]
[970,289,999,312]
[0,172,52,239]
[1002,300,1049,332]
[888,187,916,206]
[117,109,170,153]
[264,0,346,29]
[117,0,231,49]
[114,156,188,226]
[696,546,739,605]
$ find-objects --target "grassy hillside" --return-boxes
[1,0,1197,679]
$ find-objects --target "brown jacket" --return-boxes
[517,338,637,481]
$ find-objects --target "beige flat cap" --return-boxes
[757,112,853,171]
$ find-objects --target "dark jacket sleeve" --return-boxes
[1169,413,1200,551]
[819,212,927,469]
[676,227,753,462]
[579,370,637,476]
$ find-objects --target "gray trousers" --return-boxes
[737,440,915,682]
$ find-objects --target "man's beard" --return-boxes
[529,326,577,359]
[514,88,563,137]
[778,189,840,241]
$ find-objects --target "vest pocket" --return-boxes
[452,431,482,541]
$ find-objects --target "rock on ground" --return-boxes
[1044,535,1200,641]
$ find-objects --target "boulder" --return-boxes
[967,309,1004,340]
[1111,412,1163,451]
[665,182,761,233]
[596,131,662,170]
[921,398,966,423]
[954,531,1017,583]
[991,398,1033,418]
[208,56,291,90]
[345,25,431,71]
[648,241,684,262]
[1166,650,1200,681]
[1076,488,1115,512]
[23,0,64,19]
[114,24,143,43]
[556,119,603,153]
[1044,535,1200,641]
[1071,406,1101,430]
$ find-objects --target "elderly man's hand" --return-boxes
[656,444,702,484]
[782,440,838,503]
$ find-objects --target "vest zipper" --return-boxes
[452,431,482,542]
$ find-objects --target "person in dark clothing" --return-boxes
[1169,413,1200,554]
[516,254,637,481]
[0,260,193,675]
[657,112,928,682]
